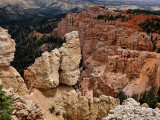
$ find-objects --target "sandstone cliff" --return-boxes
[55,6,160,97]
[0,27,28,96]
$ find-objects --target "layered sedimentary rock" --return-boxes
[0,27,15,66]
[82,46,160,97]
[24,31,81,89]
[5,88,45,120]
[24,49,60,90]
[55,6,160,97]
[103,98,160,120]
[26,85,119,120]
[0,27,28,96]
[59,31,81,85]
[0,66,28,96]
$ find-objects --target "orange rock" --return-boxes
[141,103,150,108]
[156,103,160,109]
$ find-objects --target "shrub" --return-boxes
[139,87,157,108]
[62,113,67,119]
[56,112,60,116]
[0,85,14,120]
[49,105,55,114]
[116,90,127,104]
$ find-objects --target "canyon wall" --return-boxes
[55,6,160,97]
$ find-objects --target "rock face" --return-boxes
[0,27,15,66]
[5,89,45,120]
[0,66,28,96]
[26,85,119,120]
[0,27,28,96]
[55,6,160,97]
[25,49,61,90]
[59,31,81,85]
[24,31,81,89]
[103,98,160,120]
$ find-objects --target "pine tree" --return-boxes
[117,90,127,104]
[0,85,14,120]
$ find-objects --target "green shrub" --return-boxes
[0,85,14,120]
[139,87,157,108]
[62,113,67,119]
[56,112,60,116]
[116,90,127,104]
[49,105,55,114]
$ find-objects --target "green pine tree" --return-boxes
[117,90,127,104]
[0,85,14,120]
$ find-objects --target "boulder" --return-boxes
[156,103,160,110]
[141,103,150,108]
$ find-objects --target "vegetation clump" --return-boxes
[117,87,160,108]
[49,105,55,114]
[126,9,158,15]
[0,85,14,120]
[56,112,60,116]
[96,14,126,22]
[138,18,160,34]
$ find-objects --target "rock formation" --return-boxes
[5,88,45,120]
[26,85,119,120]
[59,31,81,85]
[0,27,15,66]
[55,6,160,97]
[103,98,160,120]
[25,49,61,90]
[23,31,120,120]
[24,31,81,90]
[0,27,28,96]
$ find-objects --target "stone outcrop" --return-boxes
[157,103,160,110]
[24,31,81,89]
[103,98,160,120]
[141,103,150,108]
[0,66,28,96]
[55,6,160,97]
[25,49,60,90]
[5,88,45,120]
[0,27,28,96]
[0,27,15,66]
[26,85,119,120]
[59,31,81,85]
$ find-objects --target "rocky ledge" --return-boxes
[103,98,160,120]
